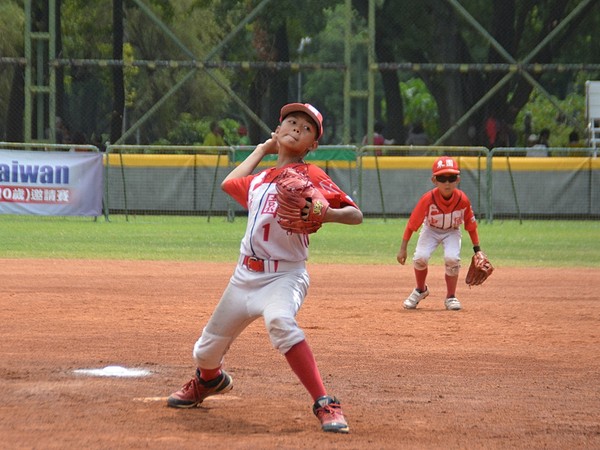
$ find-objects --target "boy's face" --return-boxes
[432,173,459,198]
[277,112,319,154]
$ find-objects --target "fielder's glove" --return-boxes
[465,250,494,286]
[275,167,329,234]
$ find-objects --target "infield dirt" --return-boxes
[1,259,598,449]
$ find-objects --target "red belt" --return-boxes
[240,255,305,273]
[242,255,278,273]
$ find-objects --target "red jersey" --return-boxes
[404,187,479,243]
[222,163,358,262]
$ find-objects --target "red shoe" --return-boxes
[312,396,349,433]
[167,370,233,408]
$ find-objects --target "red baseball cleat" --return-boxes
[167,370,233,408]
[312,395,349,433]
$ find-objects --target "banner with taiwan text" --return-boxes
[0,150,103,216]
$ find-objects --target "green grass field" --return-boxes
[0,215,598,267]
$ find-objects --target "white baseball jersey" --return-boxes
[191,162,358,368]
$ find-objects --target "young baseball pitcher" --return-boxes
[167,103,363,433]
[397,156,485,311]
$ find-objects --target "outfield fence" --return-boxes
[102,144,599,222]
[1,143,598,222]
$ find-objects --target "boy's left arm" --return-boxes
[463,197,480,250]
[299,179,362,226]
[275,166,362,234]
[306,165,362,225]
[324,205,363,225]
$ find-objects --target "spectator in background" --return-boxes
[91,134,106,152]
[362,121,395,145]
[567,130,582,147]
[484,114,517,149]
[538,128,550,147]
[54,117,71,144]
[526,128,550,157]
[405,122,430,146]
[484,114,498,148]
[494,120,517,148]
[362,122,394,155]
[70,131,88,152]
[523,113,532,143]
[237,126,251,146]
[527,134,538,147]
[203,121,226,147]
[562,129,587,156]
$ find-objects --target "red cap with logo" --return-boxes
[279,103,324,140]
[432,156,460,176]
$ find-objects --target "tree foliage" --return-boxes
[2,0,599,146]
[0,0,25,140]
[354,0,600,145]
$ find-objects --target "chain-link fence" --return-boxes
[1,1,599,221]
[2,1,600,150]
[98,144,599,221]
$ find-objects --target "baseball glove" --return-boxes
[465,251,494,286]
[275,167,329,234]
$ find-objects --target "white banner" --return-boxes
[0,150,103,216]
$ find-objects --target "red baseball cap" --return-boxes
[432,156,460,175]
[279,103,324,139]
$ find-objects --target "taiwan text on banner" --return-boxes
[0,150,103,216]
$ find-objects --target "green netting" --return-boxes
[232,146,357,163]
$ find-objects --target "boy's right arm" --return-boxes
[221,134,278,185]
[397,238,409,265]
[397,223,416,265]
[398,195,428,264]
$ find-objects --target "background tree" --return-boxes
[110,0,124,144]
[0,0,25,141]
[208,0,331,142]
[107,0,230,143]
[2,0,599,146]
[354,0,600,145]
[60,0,113,143]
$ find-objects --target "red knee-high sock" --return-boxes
[199,367,222,382]
[414,268,428,292]
[445,274,458,298]
[285,340,327,401]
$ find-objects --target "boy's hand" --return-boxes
[260,132,279,155]
[397,249,408,265]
